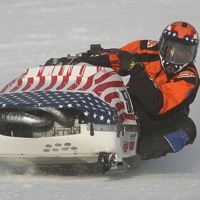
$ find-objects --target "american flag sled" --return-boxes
[0,63,139,173]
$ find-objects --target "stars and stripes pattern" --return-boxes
[0,64,136,124]
[0,91,115,124]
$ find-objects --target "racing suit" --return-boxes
[109,40,199,160]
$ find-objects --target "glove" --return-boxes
[118,50,140,71]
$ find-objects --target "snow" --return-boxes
[0,0,200,199]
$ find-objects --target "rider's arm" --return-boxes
[127,64,199,116]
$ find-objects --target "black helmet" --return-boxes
[159,21,199,74]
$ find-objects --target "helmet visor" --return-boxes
[160,39,196,65]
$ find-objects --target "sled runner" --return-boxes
[0,45,139,174]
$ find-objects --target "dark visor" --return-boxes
[160,39,196,64]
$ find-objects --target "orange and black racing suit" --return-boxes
[44,40,199,160]
[108,40,199,160]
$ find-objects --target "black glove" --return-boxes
[118,51,133,68]
[118,51,140,71]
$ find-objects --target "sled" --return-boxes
[0,46,139,174]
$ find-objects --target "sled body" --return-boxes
[0,63,138,172]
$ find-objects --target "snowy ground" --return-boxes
[0,0,200,199]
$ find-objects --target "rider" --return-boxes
[45,21,200,160]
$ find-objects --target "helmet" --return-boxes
[159,21,199,74]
